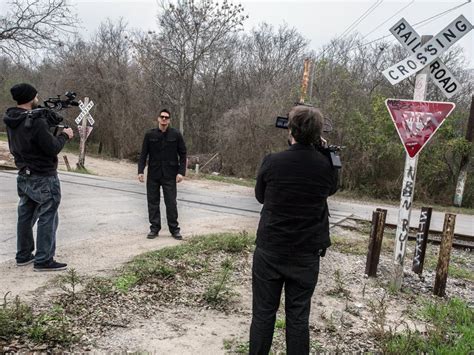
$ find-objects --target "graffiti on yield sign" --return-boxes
[385,99,456,158]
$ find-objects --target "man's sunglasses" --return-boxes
[159,115,170,120]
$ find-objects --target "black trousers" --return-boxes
[146,175,179,234]
[250,247,320,355]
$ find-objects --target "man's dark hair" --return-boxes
[288,106,323,145]
[160,109,171,116]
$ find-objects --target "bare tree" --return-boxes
[135,0,247,134]
[0,0,77,60]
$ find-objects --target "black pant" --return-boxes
[146,176,179,233]
[250,247,320,355]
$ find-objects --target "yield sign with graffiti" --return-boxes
[385,99,456,158]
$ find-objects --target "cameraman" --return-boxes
[3,83,74,272]
[250,105,338,354]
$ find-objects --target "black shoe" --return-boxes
[34,260,67,272]
[171,231,183,240]
[16,254,35,266]
[147,231,159,239]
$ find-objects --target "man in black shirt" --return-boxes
[138,109,187,240]
[3,83,74,271]
[250,105,338,354]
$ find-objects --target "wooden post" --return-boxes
[412,207,432,275]
[391,35,431,291]
[77,97,89,169]
[63,155,71,172]
[433,213,456,297]
[365,209,387,277]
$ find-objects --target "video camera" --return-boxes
[275,104,343,169]
[24,92,79,135]
[44,91,79,111]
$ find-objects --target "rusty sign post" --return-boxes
[433,213,456,297]
[365,209,387,277]
[412,207,432,275]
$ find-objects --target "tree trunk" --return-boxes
[179,87,185,134]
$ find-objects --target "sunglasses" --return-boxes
[159,115,170,120]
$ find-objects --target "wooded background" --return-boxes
[1,0,472,207]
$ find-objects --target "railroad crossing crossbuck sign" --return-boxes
[382,15,473,97]
[75,99,95,126]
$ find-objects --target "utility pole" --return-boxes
[299,58,312,104]
[307,59,315,103]
[453,95,473,206]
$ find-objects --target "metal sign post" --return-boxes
[390,37,430,290]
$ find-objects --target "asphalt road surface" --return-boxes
[0,170,472,264]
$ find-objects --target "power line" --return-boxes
[337,0,384,40]
[412,0,470,28]
[361,0,415,41]
[346,0,471,53]
[316,0,384,60]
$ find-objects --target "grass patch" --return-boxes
[275,318,286,329]
[188,171,255,188]
[203,257,236,305]
[0,132,7,142]
[331,235,368,255]
[331,235,394,256]
[223,338,250,354]
[424,253,474,282]
[124,231,255,308]
[382,298,474,354]
[127,231,254,283]
[0,294,77,348]
[70,166,94,175]
[114,273,140,293]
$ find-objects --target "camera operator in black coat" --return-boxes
[250,105,338,355]
[3,83,74,272]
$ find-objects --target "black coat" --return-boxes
[255,143,339,254]
[138,127,187,180]
[3,107,69,176]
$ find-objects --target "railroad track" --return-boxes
[1,169,472,249]
[341,215,473,249]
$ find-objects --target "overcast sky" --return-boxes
[2,0,472,67]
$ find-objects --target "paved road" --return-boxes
[0,170,472,263]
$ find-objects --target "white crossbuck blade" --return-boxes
[389,18,463,98]
[75,99,95,125]
[383,15,472,87]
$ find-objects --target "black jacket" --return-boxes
[3,107,69,176]
[255,143,339,254]
[138,127,187,180]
